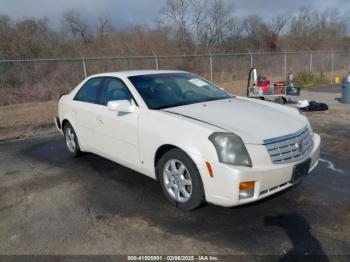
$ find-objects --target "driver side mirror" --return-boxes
[107,100,135,113]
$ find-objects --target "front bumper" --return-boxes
[191,133,321,207]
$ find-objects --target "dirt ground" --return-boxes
[0,101,57,141]
[299,86,350,160]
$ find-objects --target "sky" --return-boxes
[0,0,349,29]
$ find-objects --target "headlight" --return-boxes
[209,132,252,167]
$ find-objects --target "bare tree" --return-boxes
[290,7,313,38]
[270,15,289,37]
[0,15,11,36]
[205,0,234,47]
[243,15,263,37]
[13,17,52,57]
[160,0,192,51]
[242,15,264,49]
[190,0,208,45]
[190,0,236,51]
[288,7,346,50]
[0,15,12,56]
[97,17,112,45]
[314,9,346,49]
[63,10,91,44]
[228,19,243,39]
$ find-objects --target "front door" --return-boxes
[93,77,140,169]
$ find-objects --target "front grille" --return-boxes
[264,127,314,164]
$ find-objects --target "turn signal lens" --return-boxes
[239,181,255,190]
[205,161,214,177]
[239,181,255,200]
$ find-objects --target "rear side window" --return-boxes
[74,78,103,104]
[100,78,133,105]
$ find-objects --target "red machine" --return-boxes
[257,76,270,93]
[273,81,285,94]
[247,68,300,104]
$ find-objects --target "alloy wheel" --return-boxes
[163,159,192,203]
[65,127,76,153]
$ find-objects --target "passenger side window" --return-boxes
[74,78,103,104]
[100,78,133,105]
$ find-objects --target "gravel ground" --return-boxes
[295,85,350,160]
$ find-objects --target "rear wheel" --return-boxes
[157,148,205,211]
[63,122,81,157]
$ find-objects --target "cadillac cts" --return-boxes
[55,70,321,210]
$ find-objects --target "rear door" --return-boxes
[72,77,104,151]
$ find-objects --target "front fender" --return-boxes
[138,110,221,180]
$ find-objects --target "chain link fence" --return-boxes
[1,50,349,106]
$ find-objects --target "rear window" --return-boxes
[74,78,103,104]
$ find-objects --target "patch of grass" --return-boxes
[216,80,248,96]
[294,71,329,88]
[0,100,58,140]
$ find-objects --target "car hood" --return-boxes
[163,97,308,144]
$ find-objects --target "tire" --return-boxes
[157,148,205,211]
[63,122,81,157]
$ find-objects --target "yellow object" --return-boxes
[335,76,341,84]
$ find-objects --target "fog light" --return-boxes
[239,181,255,200]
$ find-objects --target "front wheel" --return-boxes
[157,148,205,211]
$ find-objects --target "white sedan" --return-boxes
[55,70,320,210]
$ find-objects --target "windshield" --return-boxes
[128,73,230,109]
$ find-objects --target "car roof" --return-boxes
[87,70,189,78]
